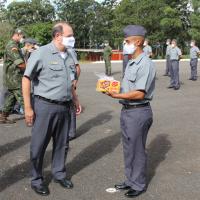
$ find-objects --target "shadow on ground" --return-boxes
[0,111,118,192]
[147,134,171,184]
[76,111,113,138]
[0,136,31,158]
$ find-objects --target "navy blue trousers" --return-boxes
[30,97,71,186]
[120,106,153,191]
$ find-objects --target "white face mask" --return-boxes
[62,36,75,48]
[123,43,136,55]
[171,44,175,48]
[190,43,194,47]
[166,42,170,45]
[144,42,147,46]
[20,38,24,43]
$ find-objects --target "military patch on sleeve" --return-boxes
[11,47,18,52]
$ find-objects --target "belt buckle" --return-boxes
[124,104,131,109]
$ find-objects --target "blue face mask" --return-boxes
[123,43,137,55]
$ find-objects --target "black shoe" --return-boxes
[54,178,73,189]
[69,136,76,141]
[163,74,168,76]
[167,85,174,89]
[188,78,193,80]
[115,182,131,190]
[124,188,145,198]
[31,184,50,196]
[174,86,180,90]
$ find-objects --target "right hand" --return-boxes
[25,107,35,126]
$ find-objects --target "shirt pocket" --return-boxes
[49,65,64,79]
[126,68,138,83]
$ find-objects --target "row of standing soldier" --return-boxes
[104,38,200,90]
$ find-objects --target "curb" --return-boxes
[92,59,196,64]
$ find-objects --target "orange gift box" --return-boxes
[96,79,120,93]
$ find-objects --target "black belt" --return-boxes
[123,102,150,109]
[35,95,71,106]
[170,59,179,61]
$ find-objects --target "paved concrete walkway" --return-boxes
[0,61,200,200]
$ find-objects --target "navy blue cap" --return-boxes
[24,38,37,44]
[123,25,147,37]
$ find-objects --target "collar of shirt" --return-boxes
[60,51,67,59]
[50,41,68,54]
[129,52,146,66]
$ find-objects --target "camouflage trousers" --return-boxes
[2,88,24,114]
[104,58,111,76]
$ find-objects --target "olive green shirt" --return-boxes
[3,40,25,90]
[103,45,112,59]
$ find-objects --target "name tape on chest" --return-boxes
[50,61,59,65]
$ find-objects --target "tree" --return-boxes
[23,22,53,45]
[0,22,13,57]
[54,0,118,48]
[112,0,166,48]
[188,0,200,45]
[6,0,55,27]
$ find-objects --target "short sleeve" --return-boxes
[177,48,182,56]
[166,46,170,56]
[68,48,79,65]
[134,64,150,92]
[149,46,152,53]
[24,50,42,80]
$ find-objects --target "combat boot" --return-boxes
[0,112,16,124]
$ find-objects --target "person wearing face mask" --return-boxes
[163,39,171,76]
[143,39,153,58]
[189,40,200,81]
[103,40,112,76]
[21,38,38,63]
[22,22,81,196]
[168,39,182,90]
[0,29,26,124]
[104,25,156,198]
[122,40,131,77]
[13,38,38,116]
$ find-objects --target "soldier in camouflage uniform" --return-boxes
[0,29,26,124]
[103,41,112,76]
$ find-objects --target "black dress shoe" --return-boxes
[174,86,180,90]
[69,136,76,141]
[54,178,73,189]
[115,182,131,190]
[124,188,145,198]
[31,184,50,196]
[167,85,174,89]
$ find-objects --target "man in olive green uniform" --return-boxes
[103,41,112,76]
[0,29,26,124]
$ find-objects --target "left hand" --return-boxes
[73,99,82,115]
[104,90,118,98]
